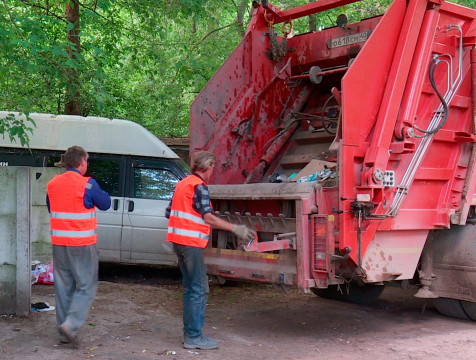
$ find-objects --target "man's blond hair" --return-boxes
[191,151,216,173]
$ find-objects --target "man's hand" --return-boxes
[231,224,256,243]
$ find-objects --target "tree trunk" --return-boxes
[65,0,81,115]
[236,0,248,38]
[309,14,317,32]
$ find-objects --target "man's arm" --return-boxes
[204,213,255,242]
[84,179,111,210]
[203,213,234,231]
[194,184,255,242]
[193,184,231,229]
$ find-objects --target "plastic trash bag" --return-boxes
[32,261,54,285]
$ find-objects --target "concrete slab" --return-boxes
[0,167,30,315]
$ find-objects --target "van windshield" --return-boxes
[174,159,190,176]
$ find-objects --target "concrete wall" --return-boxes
[0,167,30,315]
[0,167,60,315]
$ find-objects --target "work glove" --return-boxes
[231,224,256,243]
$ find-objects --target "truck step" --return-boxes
[294,131,335,144]
[280,154,320,167]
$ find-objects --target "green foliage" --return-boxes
[0,0,474,139]
[451,0,476,7]
[0,0,249,137]
[0,113,35,146]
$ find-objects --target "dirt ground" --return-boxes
[1,265,476,360]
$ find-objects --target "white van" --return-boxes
[0,112,189,266]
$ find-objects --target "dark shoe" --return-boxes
[58,324,79,349]
[60,336,71,344]
[184,335,218,350]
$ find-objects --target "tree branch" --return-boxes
[18,0,66,22]
[175,22,239,79]
[198,23,237,46]
[77,1,187,48]
[78,1,110,23]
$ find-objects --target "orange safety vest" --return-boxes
[166,174,211,248]
[47,170,97,246]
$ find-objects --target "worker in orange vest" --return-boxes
[47,146,111,348]
[166,151,256,350]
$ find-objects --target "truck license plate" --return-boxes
[327,31,372,49]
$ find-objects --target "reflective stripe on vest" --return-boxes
[47,171,97,246]
[166,174,211,248]
[169,210,207,226]
[51,229,97,237]
[51,211,96,219]
[167,227,209,240]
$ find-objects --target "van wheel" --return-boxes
[433,298,470,320]
[312,281,385,305]
[208,275,226,286]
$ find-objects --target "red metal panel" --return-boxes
[362,230,428,282]
[387,209,442,230]
[339,143,360,261]
[440,1,476,22]
[191,28,291,185]
[458,48,476,224]
[341,0,476,268]
[204,248,297,286]
[341,0,406,146]
[287,17,380,71]
[362,0,428,175]
[394,9,440,136]
[267,0,363,24]
[296,200,312,291]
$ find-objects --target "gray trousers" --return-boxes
[53,244,98,335]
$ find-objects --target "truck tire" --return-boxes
[312,282,385,305]
[461,301,476,321]
[433,298,470,320]
[432,223,476,320]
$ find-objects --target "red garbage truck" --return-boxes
[190,0,476,320]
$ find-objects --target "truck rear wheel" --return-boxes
[431,222,476,321]
[433,298,470,320]
[312,281,385,305]
[461,301,476,321]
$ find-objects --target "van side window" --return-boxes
[134,168,179,200]
[86,159,121,196]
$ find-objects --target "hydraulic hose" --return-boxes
[414,58,449,135]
